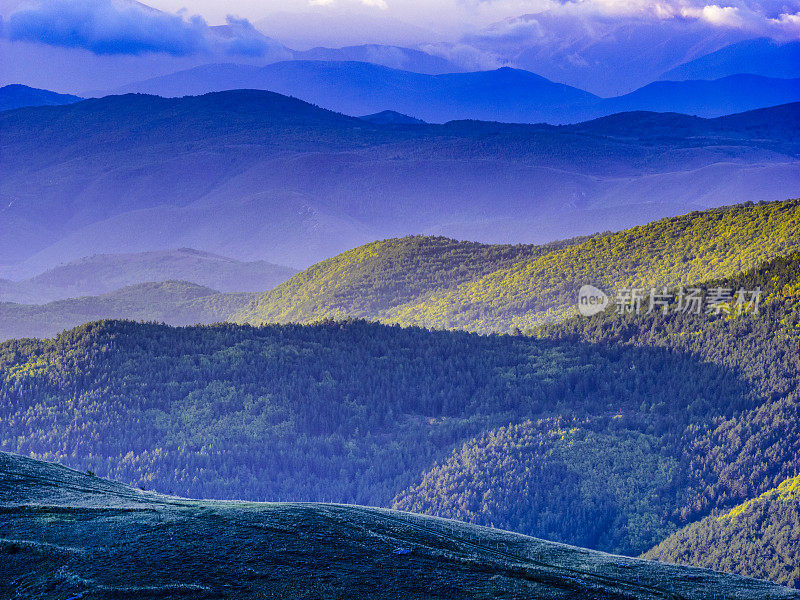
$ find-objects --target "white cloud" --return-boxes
[309,0,388,8]
[680,5,745,28]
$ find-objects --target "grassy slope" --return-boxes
[1,452,796,600]
[644,475,800,588]
[0,280,258,340]
[239,199,800,333]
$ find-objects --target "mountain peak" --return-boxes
[359,110,426,125]
[0,84,82,111]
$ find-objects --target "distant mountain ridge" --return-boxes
[110,61,599,124]
[359,110,426,125]
[0,84,82,111]
[600,74,800,118]
[660,38,800,82]
[2,91,797,271]
[0,248,296,304]
[0,280,258,341]
[110,61,800,124]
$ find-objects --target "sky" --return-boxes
[2,0,799,45]
[0,0,798,94]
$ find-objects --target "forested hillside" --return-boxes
[3,319,726,509]
[393,251,800,569]
[0,281,257,341]
[4,223,800,582]
[240,198,800,332]
[234,235,587,324]
[644,474,800,587]
[0,307,764,554]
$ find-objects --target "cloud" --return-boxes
[1,0,286,56]
[217,15,290,57]
[680,4,745,28]
[308,0,389,8]
[421,40,507,69]
[4,0,209,55]
[460,0,800,40]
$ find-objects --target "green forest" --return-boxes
[2,249,800,579]
[3,199,800,587]
[644,474,800,587]
[393,245,800,562]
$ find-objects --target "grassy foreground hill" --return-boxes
[238,198,800,332]
[644,474,800,588]
[0,280,258,341]
[2,452,797,600]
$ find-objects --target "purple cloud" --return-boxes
[2,0,284,57]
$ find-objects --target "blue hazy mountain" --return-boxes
[359,110,426,125]
[0,248,296,303]
[0,280,260,341]
[113,61,800,124]
[1,91,797,272]
[661,38,800,81]
[293,44,462,74]
[113,61,600,124]
[0,84,82,111]
[600,75,800,118]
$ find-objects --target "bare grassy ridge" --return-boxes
[1,452,797,600]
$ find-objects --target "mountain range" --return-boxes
[2,91,797,272]
[660,38,800,82]
[10,67,799,126]
[0,280,258,341]
[4,207,800,586]
[111,61,800,124]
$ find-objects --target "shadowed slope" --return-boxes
[1,452,797,600]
